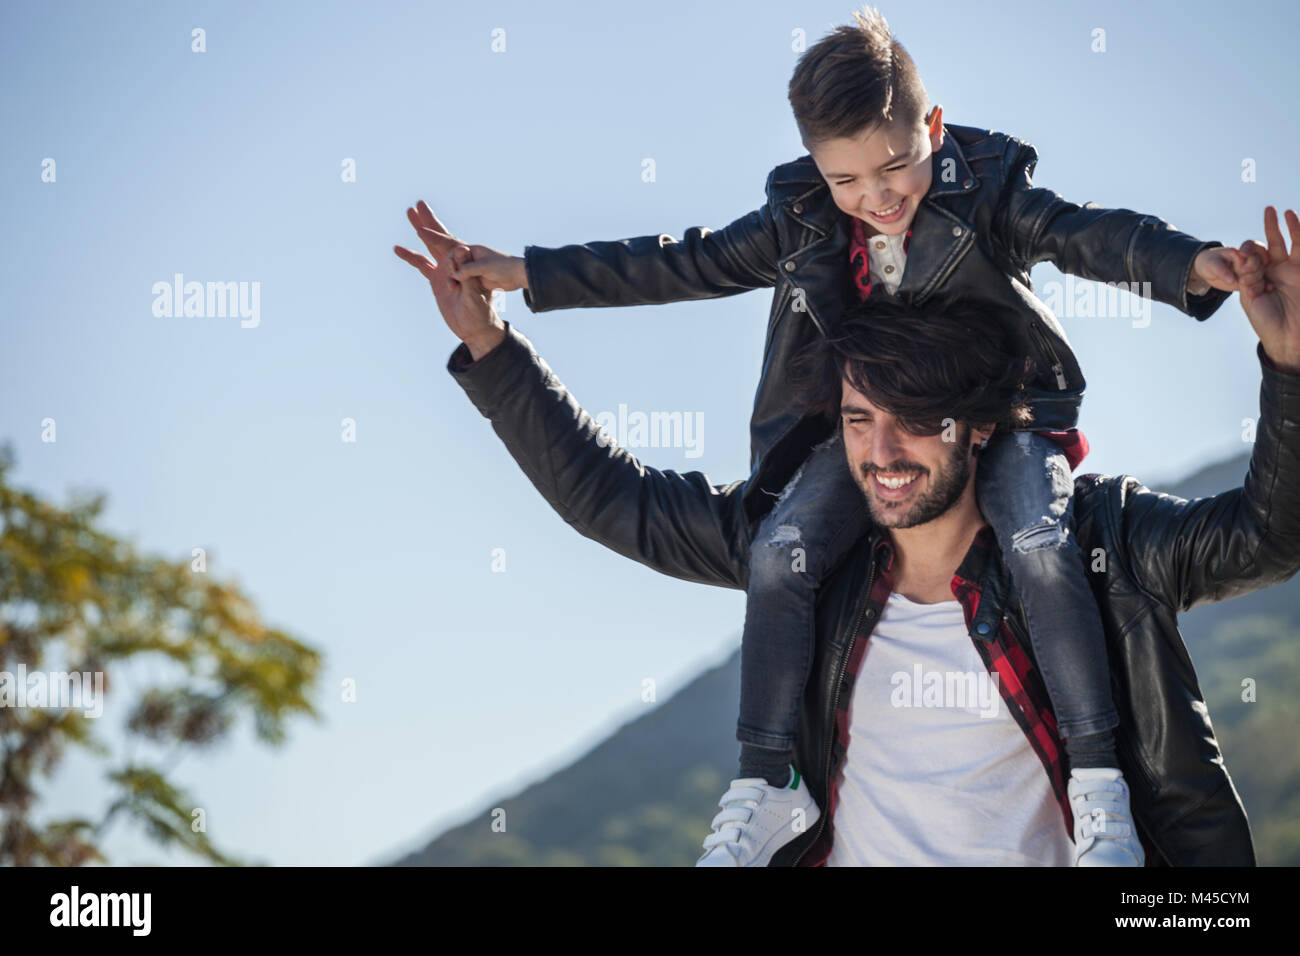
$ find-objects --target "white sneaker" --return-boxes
[1068,767,1145,866]
[695,765,820,867]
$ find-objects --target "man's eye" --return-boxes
[845,417,869,425]
[885,164,905,172]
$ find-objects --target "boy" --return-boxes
[444,7,1249,866]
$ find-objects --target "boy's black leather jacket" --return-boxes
[521,124,1231,526]
[448,325,1300,865]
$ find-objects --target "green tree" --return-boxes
[0,443,321,865]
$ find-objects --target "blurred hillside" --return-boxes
[391,452,1300,866]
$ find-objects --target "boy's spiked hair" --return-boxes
[788,6,930,149]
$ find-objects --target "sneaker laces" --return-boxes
[700,782,765,852]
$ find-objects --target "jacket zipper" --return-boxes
[792,551,880,866]
[1029,323,1068,390]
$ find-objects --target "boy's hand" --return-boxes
[393,204,506,361]
[1238,206,1300,374]
[449,245,529,293]
[1192,246,1247,293]
[1235,239,1270,287]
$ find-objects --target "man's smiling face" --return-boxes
[839,369,988,529]
[809,106,944,237]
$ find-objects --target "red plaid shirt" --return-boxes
[802,528,1073,866]
[847,214,1089,469]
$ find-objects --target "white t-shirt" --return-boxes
[824,592,1073,866]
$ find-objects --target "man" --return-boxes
[394,207,1300,866]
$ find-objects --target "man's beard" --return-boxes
[854,426,973,529]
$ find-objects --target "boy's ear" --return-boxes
[926,105,944,149]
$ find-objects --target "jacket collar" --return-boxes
[952,524,996,582]
[869,522,997,576]
[925,129,979,199]
[868,523,1007,642]
[895,131,981,298]
[953,526,1011,641]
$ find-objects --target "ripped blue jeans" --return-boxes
[736,428,1120,774]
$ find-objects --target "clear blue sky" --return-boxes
[2,0,1296,865]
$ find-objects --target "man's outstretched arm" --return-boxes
[446,323,754,589]
[394,215,754,590]
[1112,207,1300,610]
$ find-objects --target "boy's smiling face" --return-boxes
[809,105,944,237]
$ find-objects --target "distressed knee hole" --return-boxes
[1010,519,1070,553]
[751,523,810,582]
[767,523,803,547]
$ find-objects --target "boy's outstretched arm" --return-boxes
[444,200,783,313]
[992,140,1240,321]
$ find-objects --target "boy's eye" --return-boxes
[834,163,904,186]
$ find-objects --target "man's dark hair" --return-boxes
[788,295,1036,435]
[788,6,930,149]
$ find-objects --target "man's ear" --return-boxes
[971,423,995,451]
[926,105,944,150]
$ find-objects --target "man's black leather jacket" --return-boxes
[521,124,1230,527]
[448,324,1300,865]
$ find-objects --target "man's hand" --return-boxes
[1238,206,1300,374]
[393,201,506,361]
